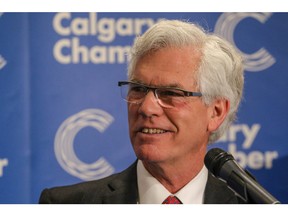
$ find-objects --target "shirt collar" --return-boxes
[137,160,208,204]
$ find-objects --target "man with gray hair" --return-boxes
[39,19,244,204]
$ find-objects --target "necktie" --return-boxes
[162,195,182,204]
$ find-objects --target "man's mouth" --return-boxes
[141,128,167,134]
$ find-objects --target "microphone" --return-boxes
[204,148,281,204]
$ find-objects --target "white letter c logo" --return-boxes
[214,13,275,72]
[54,109,115,181]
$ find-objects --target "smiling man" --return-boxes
[39,19,244,204]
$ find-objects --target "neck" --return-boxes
[142,155,205,194]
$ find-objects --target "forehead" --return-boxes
[131,47,202,89]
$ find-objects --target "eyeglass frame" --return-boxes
[118,80,202,108]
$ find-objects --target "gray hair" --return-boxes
[127,19,244,143]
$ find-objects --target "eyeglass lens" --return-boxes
[120,83,188,108]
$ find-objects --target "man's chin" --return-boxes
[135,147,161,162]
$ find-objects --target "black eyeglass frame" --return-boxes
[118,81,202,98]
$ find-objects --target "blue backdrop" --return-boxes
[0,12,287,204]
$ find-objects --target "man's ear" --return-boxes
[207,99,230,132]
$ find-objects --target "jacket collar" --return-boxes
[102,161,139,204]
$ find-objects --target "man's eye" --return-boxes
[159,90,184,97]
[130,86,146,93]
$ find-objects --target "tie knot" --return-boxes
[162,195,182,204]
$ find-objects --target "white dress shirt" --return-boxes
[137,160,208,204]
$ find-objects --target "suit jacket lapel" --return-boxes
[102,161,139,204]
[204,172,241,204]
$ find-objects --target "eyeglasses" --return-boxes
[118,81,202,109]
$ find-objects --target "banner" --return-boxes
[0,12,287,203]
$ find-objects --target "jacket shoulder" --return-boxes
[39,162,138,204]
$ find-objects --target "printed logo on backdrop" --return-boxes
[54,109,115,181]
[0,13,8,71]
[215,124,279,171]
[52,13,160,65]
[214,12,275,72]
[0,158,8,177]
[214,13,279,171]
[0,55,7,70]
[0,12,9,178]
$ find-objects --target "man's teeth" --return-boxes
[141,128,166,134]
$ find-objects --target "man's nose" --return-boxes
[138,90,163,117]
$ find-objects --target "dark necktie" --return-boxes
[162,195,182,204]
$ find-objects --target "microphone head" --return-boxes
[204,148,234,177]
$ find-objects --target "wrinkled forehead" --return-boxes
[130,47,201,90]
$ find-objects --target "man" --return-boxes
[39,19,244,204]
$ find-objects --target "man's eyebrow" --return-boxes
[129,79,143,84]
[164,83,184,88]
[130,79,185,89]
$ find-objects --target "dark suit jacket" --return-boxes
[39,161,243,204]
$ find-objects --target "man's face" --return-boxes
[128,47,213,166]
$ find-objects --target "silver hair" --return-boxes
[127,19,244,143]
